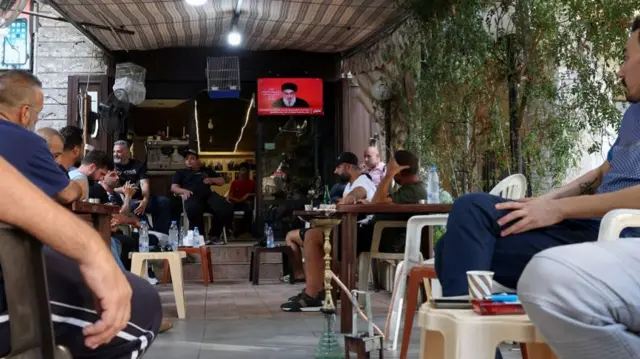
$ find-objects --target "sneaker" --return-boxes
[209,237,225,245]
[288,289,324,302]
[281,291,324,312]
[147,277,159,285]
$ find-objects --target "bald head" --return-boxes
[0,70,44,130]
[37,127,64,162]
[364,146,381,169]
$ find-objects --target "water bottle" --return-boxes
[139,221,150,252]
[427,167,440,204]
[168,221,179,251]
[266,226,275,248]
[193,227,201,248]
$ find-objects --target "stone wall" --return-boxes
[34,4,108,130]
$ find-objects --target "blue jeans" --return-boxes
[434,193,600,295]
[130,196,171,234]
[110,238,126,271]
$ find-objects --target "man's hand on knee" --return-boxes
[79,252,133,349]
[496,198,564,236]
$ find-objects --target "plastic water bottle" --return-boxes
[168,221,179,251]
[139,221,150,252]
[266,227,275,248]
[193,227,201,248]
[427,167,440,204]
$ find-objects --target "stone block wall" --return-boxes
[34,4,108,130]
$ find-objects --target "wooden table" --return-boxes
[337,203,452,333]
[70,201,120,247]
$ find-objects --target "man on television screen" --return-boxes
[271,82,310,108]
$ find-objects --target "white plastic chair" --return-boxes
[357,221,418,296]
[597,209,640,241]
[386,174,528,351]
[489,173,527,199]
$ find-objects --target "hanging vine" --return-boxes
[389,0,635,196]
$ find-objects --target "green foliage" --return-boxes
[395,0,635,195]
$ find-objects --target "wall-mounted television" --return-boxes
[257,78,324,116]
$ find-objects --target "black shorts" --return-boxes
[0,248,163,359]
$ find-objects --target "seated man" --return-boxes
[68,150,113,200]
[0,70,161,357]
[362,146,386,187]
[171,149,231,244]
[281,152,377,312]
[517,19,640,359]
[113,140,171,234]
[58,125,85,171]
[0,71,81,204]
[36,127,69,174]
[0,157,162,358]
[90,172,160,271]
[435,17,640,302]
[227,162,256,236]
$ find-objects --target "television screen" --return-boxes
[257,78,324,116]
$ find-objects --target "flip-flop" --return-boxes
[159,319,173,333]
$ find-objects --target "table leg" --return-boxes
[95,214,111,248]
[200,246,209,286]
[207,248,214,283]
[340,213,357,333]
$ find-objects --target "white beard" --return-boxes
[283,98,296,107]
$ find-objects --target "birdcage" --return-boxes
[206,56,240,99]
[113,62,146,105]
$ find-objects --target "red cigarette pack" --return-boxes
[472,299,526,316]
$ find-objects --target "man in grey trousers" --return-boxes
[518,17,640,359]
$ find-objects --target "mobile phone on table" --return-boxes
[432,297,472,309]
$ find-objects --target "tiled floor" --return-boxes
[146,281,523,358]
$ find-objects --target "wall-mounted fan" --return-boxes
[85,89,131,140]
[97,89,131,134]
[0,0,28,28]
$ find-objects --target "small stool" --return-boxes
[161,246,214,286]
[131,251,187,319]
[417,304,557,359]
[249,245,293,285]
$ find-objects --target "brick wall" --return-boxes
[34,4,108,130]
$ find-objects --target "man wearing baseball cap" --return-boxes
[281,152,376,312]
[171,149,231,244]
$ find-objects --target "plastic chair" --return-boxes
[388,173,528,351]
[131,251,187,319]
[357,221,415,295]
[488,174,527,199]
[417,305,556,359]
[0,224,73,359]
[386,215,449,351]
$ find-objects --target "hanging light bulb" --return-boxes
[208,119,214,130]
[227,29,242,46]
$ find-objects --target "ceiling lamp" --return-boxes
[185,0,207,6]
[227,29,241,46]
[227,12,242,46]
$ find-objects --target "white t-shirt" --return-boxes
[68,169,89,200]
[343,174,377,201]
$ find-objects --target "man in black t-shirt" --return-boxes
[112,140,171,234]
[171,149,233,242]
